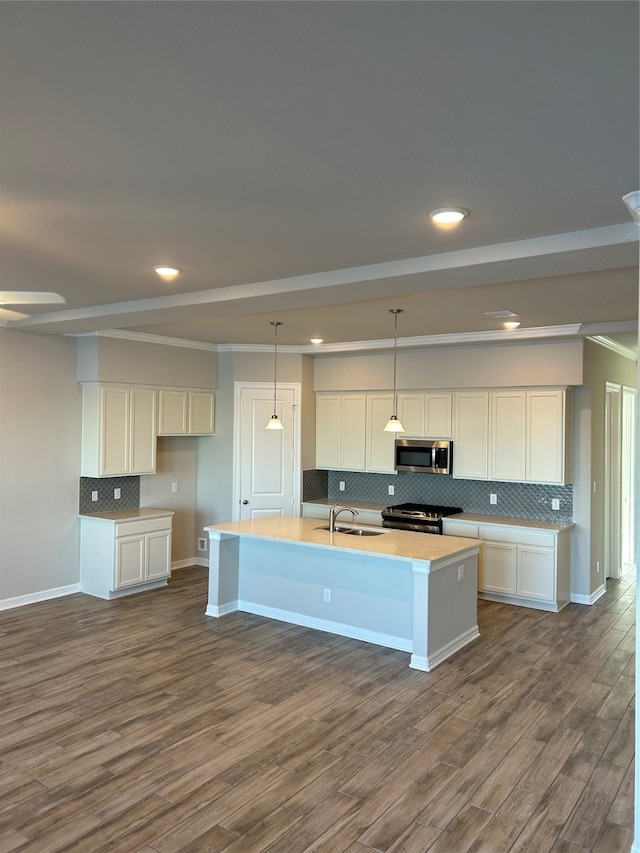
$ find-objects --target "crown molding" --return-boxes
[71,329,218,352]
[587,335,638,361]
[68,322,635,358]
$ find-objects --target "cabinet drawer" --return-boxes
[115,518,172,537]
[443,520,479,539]
[479,525,555,548]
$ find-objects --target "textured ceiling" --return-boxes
[1,1,638,349]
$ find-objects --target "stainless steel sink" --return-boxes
[314,525,388,536]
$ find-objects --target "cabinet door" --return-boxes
[129,388,157,474]
[397,394,426,436]
[453,392,489,479]
[481,542,517,594]
[189,392,215,434]
[527,390,566,484]
[490,391,526,481]
[158,390,189,435]
[341,395,366,471]
[425,393,452,438]
[316,395,341,469]
[517,545,555,601]
[116,535,145,587]
[366,394,395,473]
[145,530,172,581]
[101,386,130,476]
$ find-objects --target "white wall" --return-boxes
[0,329,82,600]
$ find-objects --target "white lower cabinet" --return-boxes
[443,517,571,612]
[80,510,174,599]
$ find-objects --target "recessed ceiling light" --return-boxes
[429,207,468,225]
[310,338,324,345]
[153,265,182,278]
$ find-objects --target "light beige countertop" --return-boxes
[80,507,175,522]
[204,515,479,565]
[448,513,573,532]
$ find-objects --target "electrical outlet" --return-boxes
[339,481,345,491]
[490,493,497,505]
[552,498,560,510]
[91,490,98,502]
[114,487,121,500]
[323,588,331,603]
[596,560,600,574]
[171,482,178,493]
[198,538,207,551]
[388,484,395,496]
[593,481,597,494]
[457,566,464,581]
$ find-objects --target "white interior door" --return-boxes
[234,382,300,521]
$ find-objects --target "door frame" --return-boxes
[232,381,302,522]
[604,381,622,580]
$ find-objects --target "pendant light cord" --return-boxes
[271,321,281,415]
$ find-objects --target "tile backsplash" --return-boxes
[79,476,140,514]
[303,470,572,522]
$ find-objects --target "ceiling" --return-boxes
[1,1,638,352]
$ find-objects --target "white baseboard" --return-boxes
[237,600,412,653]
[205,601,238,617]
[0,583,81,611]
[571,584,606,606]
[410,625,480,672]
[172,557,208,570]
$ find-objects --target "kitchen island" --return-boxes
[203,515,480,671]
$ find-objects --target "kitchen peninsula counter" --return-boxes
[204,516,480,671]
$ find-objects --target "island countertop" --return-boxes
[204,515,479,565]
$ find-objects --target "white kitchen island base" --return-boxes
[204,516,480,672]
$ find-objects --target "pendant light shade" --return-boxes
[265,321,284,430]
[383,309,405,433]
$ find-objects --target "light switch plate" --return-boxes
[490,493,497,505]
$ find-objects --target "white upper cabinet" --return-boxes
[489,390,526,482]
[396,393,452,438]
[316,393,366,471]
[366,394,396,473]
[527,389,571,484]
[81,384,157,477]
[158,389,215,435]
[453,387,571,484]
[397,394,425,436]
[453,391,489,480]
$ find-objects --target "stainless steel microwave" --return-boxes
[394,439,452,474]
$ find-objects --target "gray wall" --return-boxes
[77,334,218,388]
[0,329,82,600]
[314,339,584,391]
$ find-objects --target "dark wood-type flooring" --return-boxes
[0,566,635,852]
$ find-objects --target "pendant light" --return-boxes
[265,321,284,430]
[383,309,405,433]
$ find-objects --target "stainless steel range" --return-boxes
[381,502,463,535]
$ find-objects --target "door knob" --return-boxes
[242,499,249,504]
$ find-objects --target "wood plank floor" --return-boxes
[0,566,635,853]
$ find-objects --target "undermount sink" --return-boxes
[314,525,389,536]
